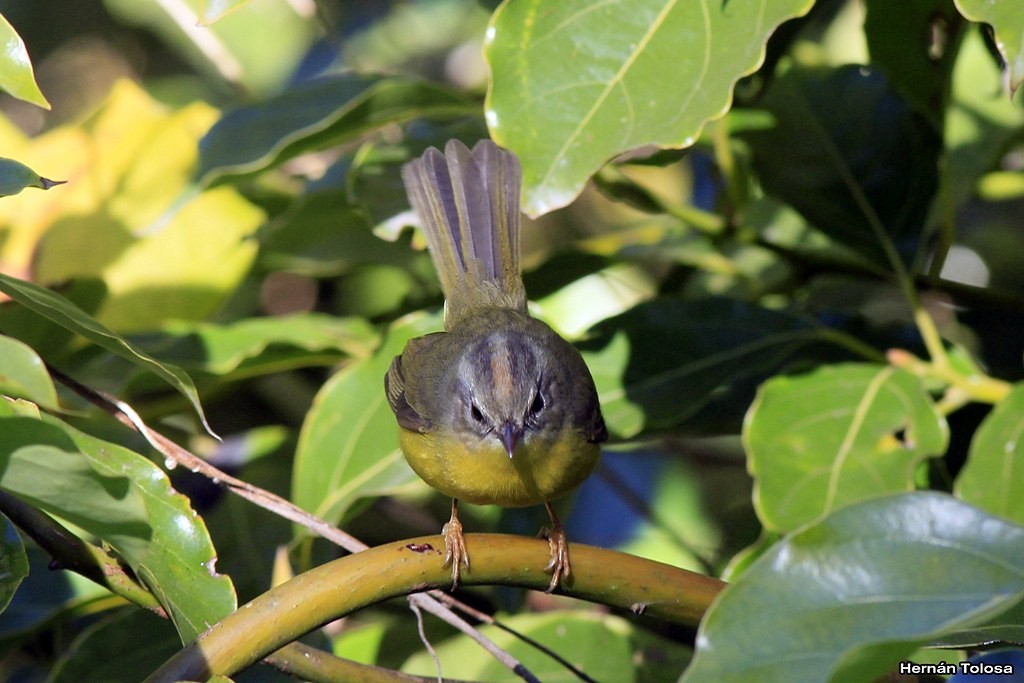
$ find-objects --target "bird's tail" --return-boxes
[401,139,526,326]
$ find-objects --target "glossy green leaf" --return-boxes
[0,14,49,109]
[745,364,948,532]
[485,0,815,216]
[954,0,1024,93]
[403,611,638,682]
[580,298,849,438]
[0,272,215,436]
[682,493,1024,683]
[0,512,29,613]
[740,65,942,264]
[0,156,64,197]
[0,334,58,408]
[292,313,441,525]
[142,314,379,376]
[0,409,236,643]
[955,382,1024,525]
[197,75,472,185]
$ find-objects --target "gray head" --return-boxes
[451,328,552,457]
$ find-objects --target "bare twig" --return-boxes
[412,593,541,683]
[427,591,598,683]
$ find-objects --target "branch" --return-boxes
[0,489,166,616]
[145,534,725,682]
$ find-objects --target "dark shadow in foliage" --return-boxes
[577,297,861,437]
[740,65,942,267]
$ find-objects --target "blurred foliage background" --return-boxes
[0,0,1022,681]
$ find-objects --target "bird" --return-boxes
[385,139,607,592]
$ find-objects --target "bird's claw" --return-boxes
[540,523,571,593]
[442,514,469,588]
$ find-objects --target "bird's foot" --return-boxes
[442,502,469,588]
[540,521,571,593]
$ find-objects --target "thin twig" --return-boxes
[410,598,444,683]
[428,591,598,683]
[412,593,541,683]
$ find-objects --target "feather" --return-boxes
[401,140,527,327]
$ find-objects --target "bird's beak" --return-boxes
[498,422,522,459]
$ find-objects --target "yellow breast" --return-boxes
[399,426,600,507]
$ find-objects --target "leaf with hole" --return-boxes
[0,408,236,643]
[745,363,948,532]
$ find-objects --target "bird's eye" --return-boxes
[529,392,544,415]
[469,404,485,424]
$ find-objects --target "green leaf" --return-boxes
[944,27,1024,211]
[0,156,64,197]
[141,314,379,377]
[0,512,29,613]
[484,0,815,216]
[292,313,441,526]
[0,410,236,643]
[0,334,58,408]
[0,272,216,437]
[681,492,1024,683]
[954,0,1024,93]
[864,0,966,126]
[104,0,315,96]
[740,64,942,264]
[745,363,948,532]
[197,75,472,185]
[258,188,424,277]
[929,598,1024,648]
[35,185,262,333]
[0,14,49,109]
[579,298,849,438]
[955,382,1024,525]
[402,611,639,682]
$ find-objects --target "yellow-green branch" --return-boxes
[146,534,726,682]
